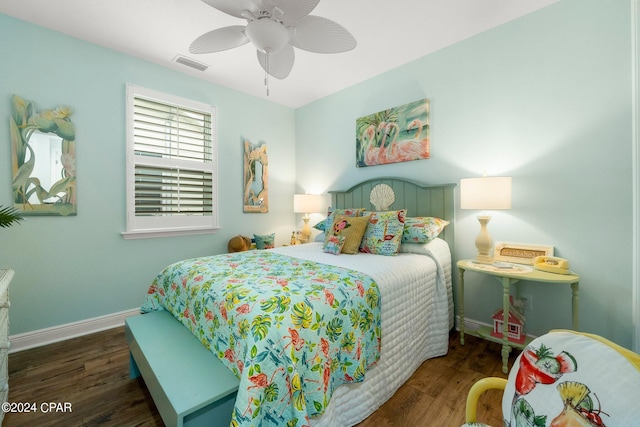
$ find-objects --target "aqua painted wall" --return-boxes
[295,0,634,347]
[0,15,296,334]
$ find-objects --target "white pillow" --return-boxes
[399,237,448,256]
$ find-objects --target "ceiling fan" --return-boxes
[189,0,357,86]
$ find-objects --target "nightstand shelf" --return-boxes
[473,325,534,349]
[457,259,579,374]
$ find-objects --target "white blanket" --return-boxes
[271,238,453,426]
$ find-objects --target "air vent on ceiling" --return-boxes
[174,55,208,72]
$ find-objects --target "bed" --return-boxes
[135,178,456,427]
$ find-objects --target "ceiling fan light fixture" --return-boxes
[245,18,290,53]
[193,0,356,88]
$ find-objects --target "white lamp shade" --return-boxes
[460,177,512,210]
[293,194,325,213]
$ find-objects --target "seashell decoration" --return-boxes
[370,184,395,211]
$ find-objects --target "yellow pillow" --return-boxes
[326,214,370,254]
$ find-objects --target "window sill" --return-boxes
[121,226,221,240]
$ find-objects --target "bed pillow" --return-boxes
[316,207,366,234]
[359,209,407,256]
[401,217,449,244]
[399,236,447,256]
[325,214,370,254]
[323,235,346,255]
[254,233,275,249]
[313,220,326,232]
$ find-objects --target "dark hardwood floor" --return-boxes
[5,328,513,426]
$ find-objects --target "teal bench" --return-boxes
[125,310,239,427]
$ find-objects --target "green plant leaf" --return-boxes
[291,302,312,329]
[251,315,272,341]
[0,205,24,228]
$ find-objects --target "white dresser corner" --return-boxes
[0,269,12,424]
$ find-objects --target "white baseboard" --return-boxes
[456,316,490,333]
[9,308,141,353]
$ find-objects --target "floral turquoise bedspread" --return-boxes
[141,250,381,427]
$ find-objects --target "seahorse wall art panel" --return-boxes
[356,98,430,167]
[10,95,77,216]
[243,138,268,213]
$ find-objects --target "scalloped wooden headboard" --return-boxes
[329,177,456,252]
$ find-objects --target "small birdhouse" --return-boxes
[490,296,526,344]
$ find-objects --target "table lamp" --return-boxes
[460,176,512,264]
[294,194,325,243]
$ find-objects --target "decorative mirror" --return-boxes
[243,138,268,213]
[10,95,77,216]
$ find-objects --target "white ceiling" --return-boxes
[1,0,558,108]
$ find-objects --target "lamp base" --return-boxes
[299,215,311,244]
[474,215,495,264]
[298,233,310,244]
[474,254,495,264]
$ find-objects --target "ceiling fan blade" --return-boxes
[189,26,250,54]
[291,16,356,53]
[201,0,260,19]
[257,44,295,79]
[263,0,319,24]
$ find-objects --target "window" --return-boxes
[123,85,218,239]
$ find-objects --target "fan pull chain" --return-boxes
[264,52,270,96]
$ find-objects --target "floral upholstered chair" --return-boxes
[462,330,640,427]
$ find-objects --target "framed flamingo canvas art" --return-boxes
[356,98,430,167]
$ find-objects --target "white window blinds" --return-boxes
[133,166,213,216]
[124,85,218,238]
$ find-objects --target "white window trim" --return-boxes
[632,0,640,353]
[122,84,219,240]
